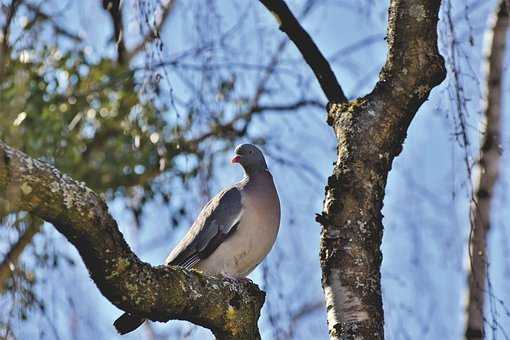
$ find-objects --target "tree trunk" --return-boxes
[258,1,446,338]
[464,1,508,339]
[317,1,446,338]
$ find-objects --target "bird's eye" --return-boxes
[249,150,253,154]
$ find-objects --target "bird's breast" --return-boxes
[196,177,280,277]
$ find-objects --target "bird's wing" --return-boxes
[164,186,243,268]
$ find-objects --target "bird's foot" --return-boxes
[222,273,253,285]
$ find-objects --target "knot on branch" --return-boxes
[327,102,351,126]
[315,212,333,227]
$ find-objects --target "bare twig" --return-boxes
[284,299,325,338]
[258,0,347,103]
[0,220,41,292]
[24,3,83,43]
[126,0,176,62]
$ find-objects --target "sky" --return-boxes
[4,0,510,339]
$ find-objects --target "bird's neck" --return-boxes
[243,166,269,178]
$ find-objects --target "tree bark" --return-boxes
[259,0,446,338]
[102,0,126,63]
[464,2,508,339]
[317,1,446,339]
[0,141,264,340]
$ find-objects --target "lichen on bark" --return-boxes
[317,1,446,339]
[0,141,265,340]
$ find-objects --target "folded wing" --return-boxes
[165,186,243,268]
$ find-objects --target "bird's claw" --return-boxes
[222,273,253,285]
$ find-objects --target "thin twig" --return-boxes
[0,220,41,292]
[126,0,176,62]
[258,0,347,103]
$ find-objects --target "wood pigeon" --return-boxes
[114,143,281,334]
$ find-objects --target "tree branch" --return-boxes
[258,0,347,103]
[0,219,41,292]
[103,0,126,63]
[125,0,176,62]
[252,99,324,114]
[372,0,446,119]
[24,3,83,43]
[0,0,21,75]
[0,141,264,340]
[465,1,508,339]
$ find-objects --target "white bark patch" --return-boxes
[325,226,342,239]
[324,268,369,327]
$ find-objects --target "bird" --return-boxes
[114,143,281,335]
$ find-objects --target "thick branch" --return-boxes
[464,1,508,339]
[0,141,264,340]
[372,0,446,122]
[258,0,347,103]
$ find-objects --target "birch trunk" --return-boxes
[464,2,508,339]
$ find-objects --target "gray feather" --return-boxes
[165,186,243,267]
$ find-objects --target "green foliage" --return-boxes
[0,49,173,193]
[0,48,193,319]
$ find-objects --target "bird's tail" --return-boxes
[113,312,145,335]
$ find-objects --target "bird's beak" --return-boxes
[231,155,241,164]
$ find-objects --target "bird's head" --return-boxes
[231,143,268,175]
